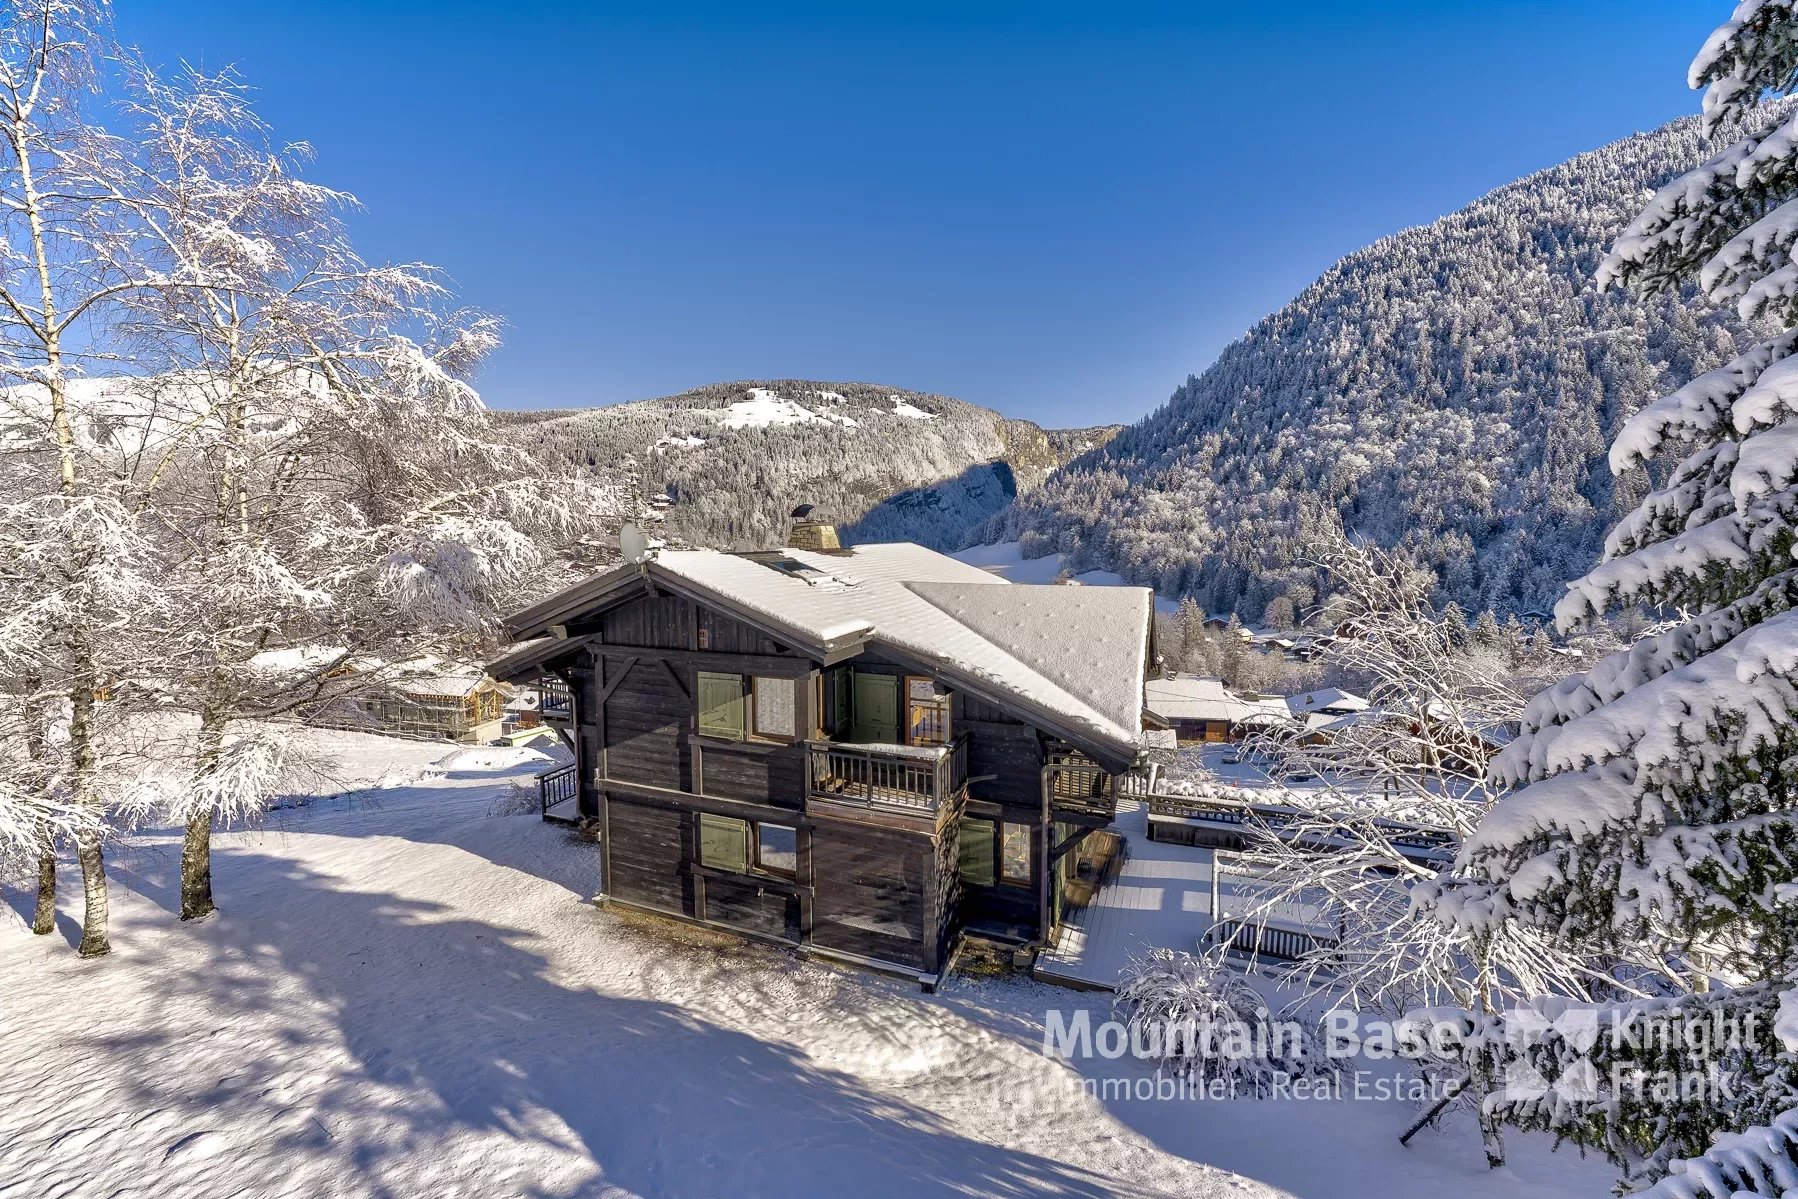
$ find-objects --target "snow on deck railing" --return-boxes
[1134,782,1458,865]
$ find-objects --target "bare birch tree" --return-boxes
[0,0,164,955]
[100,63,614,920]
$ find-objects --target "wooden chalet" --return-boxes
[1142,674,1292,745]
[488,527,1154,988]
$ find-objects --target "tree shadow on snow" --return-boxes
[80,849,1147,1199]
[0,884,81,949]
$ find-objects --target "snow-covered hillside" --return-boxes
[977,104,1794,620]
[0,728,1604,1198]
[497,380,1120,552]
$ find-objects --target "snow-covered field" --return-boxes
[2,729,1604,1198]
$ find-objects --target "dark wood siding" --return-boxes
[963,719,1044,808]
[596,592,782,655]
[599,593,691,649]
[607,799,691,915]
[603,656,692,790]
[702,875,799,942]
[698,739,805,810]
[810,819,928,969]
[698,606,782,654]
[928,810,961,970]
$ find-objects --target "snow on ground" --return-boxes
[1,729,1606,1198]
[952,541,1181,614]
[890,394,936,420]
[718,387,859,430]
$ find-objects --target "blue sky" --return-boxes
[120,1,1720,426]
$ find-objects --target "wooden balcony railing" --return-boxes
[1141,790,1457,866]
[1046,756,1117,821]
[1211,916,1339,964]
[538,763,578,819]
[806,736,968,813]
[539,678,574,721]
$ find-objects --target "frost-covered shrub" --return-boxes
[488,782,544,817]
[1113,948,1335,1096]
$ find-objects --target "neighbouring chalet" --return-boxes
[361,661,511,743]
[487,524,1154,987]
[1142,674,1291,744]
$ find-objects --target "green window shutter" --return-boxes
[697,671,745,739]
[699,813,748,872]
[959,819,995,887]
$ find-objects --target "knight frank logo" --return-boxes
[1492,1004,1759,1107]
[1499,1006,1602,1102]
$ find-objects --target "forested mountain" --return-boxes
[496,380,1119,550]
[975,105,1790,619]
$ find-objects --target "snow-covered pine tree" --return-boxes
[1423,2,1798,1187]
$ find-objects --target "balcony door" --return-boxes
[850,673,900,744]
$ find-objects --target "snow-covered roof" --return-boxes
[502,542,1154,765]
[1286,688,1370,716]
[247,644,350,676]
[387,657,504,699]
[655,545,1149,753]
[1142,675,1292,726]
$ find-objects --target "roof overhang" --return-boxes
[486,635,595,683]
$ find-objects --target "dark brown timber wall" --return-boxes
[607,798,691,916]
[809,817,930,969]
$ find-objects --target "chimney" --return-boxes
[787,503,841,552]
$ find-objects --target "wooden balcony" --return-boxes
[806,736,968,815]
[1046,757,1118,823]
[539,678,574,722]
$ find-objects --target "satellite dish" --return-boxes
[790,503,815,519]
[620,522,650,562]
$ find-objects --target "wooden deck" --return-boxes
[1033,797,1345,989]
[542,796,583,825]
[537,764,580,824]
[805,737,967,814]
[1034,797,1217,990]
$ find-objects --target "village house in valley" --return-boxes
[488,517,1154,987]
[1142,673,1290,744]
[356,661,512,743]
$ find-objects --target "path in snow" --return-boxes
[0,730,1607,1198]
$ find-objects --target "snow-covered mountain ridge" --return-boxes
[496,380,1120,551]
[975,103,1795,619]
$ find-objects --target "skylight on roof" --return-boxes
[762,557,828,579]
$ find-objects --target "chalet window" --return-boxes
[698,813,749,872]
[1000,822,1032,885]
[906,676,951,746]
[755,823,797,876]
[752,676,796,740]
[697,671,746,740]
[959,819,995,887]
